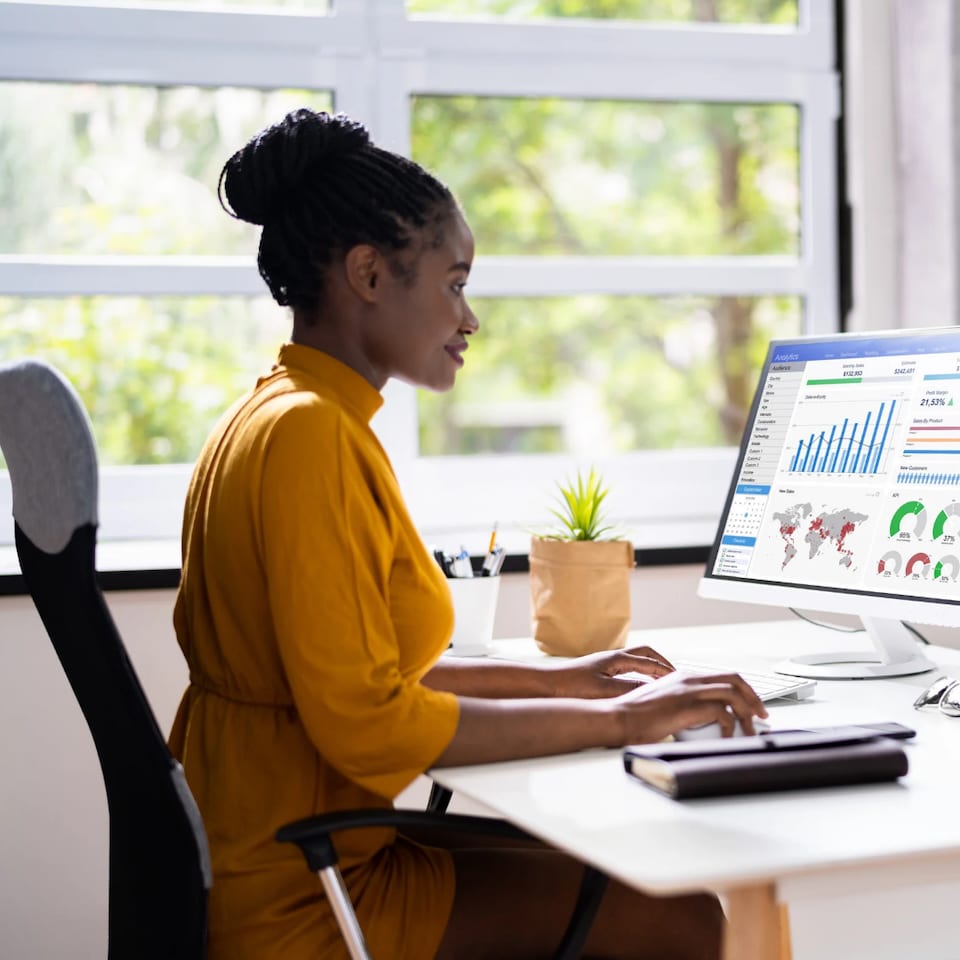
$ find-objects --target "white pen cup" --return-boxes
[446,576,501,657]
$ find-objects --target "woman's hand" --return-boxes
[613,670,769,744]
[545,646,676,699]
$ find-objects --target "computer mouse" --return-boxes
[674,717,771,741]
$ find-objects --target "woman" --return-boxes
[170,108,766,960]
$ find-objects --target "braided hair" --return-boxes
[218,109,456,315]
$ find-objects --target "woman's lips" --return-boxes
[445,343,467,366]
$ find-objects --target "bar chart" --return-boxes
[898,401,960,483]
[897,471,960,486]
[787,400,897,476]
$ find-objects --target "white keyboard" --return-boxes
[672,660,817,703]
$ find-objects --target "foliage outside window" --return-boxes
[418,294,800,456]
[408,0,798,24]
[1,296,285,467]
[413,91,800,456]
[0,84,331,256]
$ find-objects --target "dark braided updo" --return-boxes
[218,109,456,314]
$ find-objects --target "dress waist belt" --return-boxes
[189,675,294,710]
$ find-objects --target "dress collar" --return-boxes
[275,343,384,424]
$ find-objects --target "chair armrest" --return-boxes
[426,782,452,813]
[276,808,534,872]
[278,807,610,960]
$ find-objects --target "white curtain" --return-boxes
[845,0,960,331]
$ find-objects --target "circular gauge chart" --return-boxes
[934,555,960,582]
[933,503,960,540]
[890,500,927,538]
[876,551,902,577]
[905,552,932,578]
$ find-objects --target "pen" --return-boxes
[431,546,453,578]
[452,546,474,578]
[481,523,501,576]
[481,545,505,577]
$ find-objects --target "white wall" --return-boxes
[0,589,178,958]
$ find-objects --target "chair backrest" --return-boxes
[0,359,210,960]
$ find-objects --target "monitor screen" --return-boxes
[698,327,960,679]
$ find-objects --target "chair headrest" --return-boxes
[0,360,98,553]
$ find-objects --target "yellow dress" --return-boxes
[169,343,461,959]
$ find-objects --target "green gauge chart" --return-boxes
[890,500,926,537]
[935,555,960,581]
[932,503,960,540]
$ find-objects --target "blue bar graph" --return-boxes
[829,419,848,471]
[898,471,960,485]
[852,410,873,472]
[790,400,896,475]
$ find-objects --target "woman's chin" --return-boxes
[397,372,457,393]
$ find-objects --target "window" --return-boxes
[0,0,838,555]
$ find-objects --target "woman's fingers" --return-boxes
[700,673,767,720]
[620,671,768,742]
[615,646,675,675]
[706,703,738,736]
[655,669,765,713]
[678,674,768,726]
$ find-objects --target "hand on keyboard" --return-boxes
[672,660,816,703]
[618,661,816,704]
[614,668,769,744]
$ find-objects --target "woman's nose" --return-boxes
[462,302,479,334]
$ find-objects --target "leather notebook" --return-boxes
[623,729,909,800]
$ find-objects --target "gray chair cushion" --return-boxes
[0,360,98,553]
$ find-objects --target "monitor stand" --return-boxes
[774,616,939,680]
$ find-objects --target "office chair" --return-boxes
[0,359,211,959]
[0,358,608,960]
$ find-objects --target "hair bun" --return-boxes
[219,109,371,226]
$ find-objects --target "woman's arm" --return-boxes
[430,671,768,767]
[423,658,564,699]
[422,646,674,700]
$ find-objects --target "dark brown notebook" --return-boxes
[623,730,909,800]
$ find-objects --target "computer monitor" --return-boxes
[698,326,960,680]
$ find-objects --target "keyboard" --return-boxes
[672,660,817,703]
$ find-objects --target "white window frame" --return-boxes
[0,0,839,556]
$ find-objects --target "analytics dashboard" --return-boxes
[713,332,960,601]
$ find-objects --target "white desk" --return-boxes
[431,620,960,960]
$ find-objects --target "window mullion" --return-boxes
[0,257,262,296]
[801,74,842,335]
[0,2,355,88]
[0,255,810,298]
[392,13,834,70]
[469,257,810,298]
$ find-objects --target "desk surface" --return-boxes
[432,619,960,903]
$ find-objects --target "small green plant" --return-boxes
[542,467,619,541]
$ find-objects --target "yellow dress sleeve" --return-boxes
[259,402,459,799]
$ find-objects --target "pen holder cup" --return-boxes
[447,576,501,657]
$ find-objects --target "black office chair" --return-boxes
[0,358,607,960]
[0,359,211,959]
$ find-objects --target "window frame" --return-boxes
[0,0,840,554]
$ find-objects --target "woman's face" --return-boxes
[366,208,478,393]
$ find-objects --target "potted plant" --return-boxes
[529,467,635,656]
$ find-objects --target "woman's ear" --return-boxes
[343,244,382,303]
